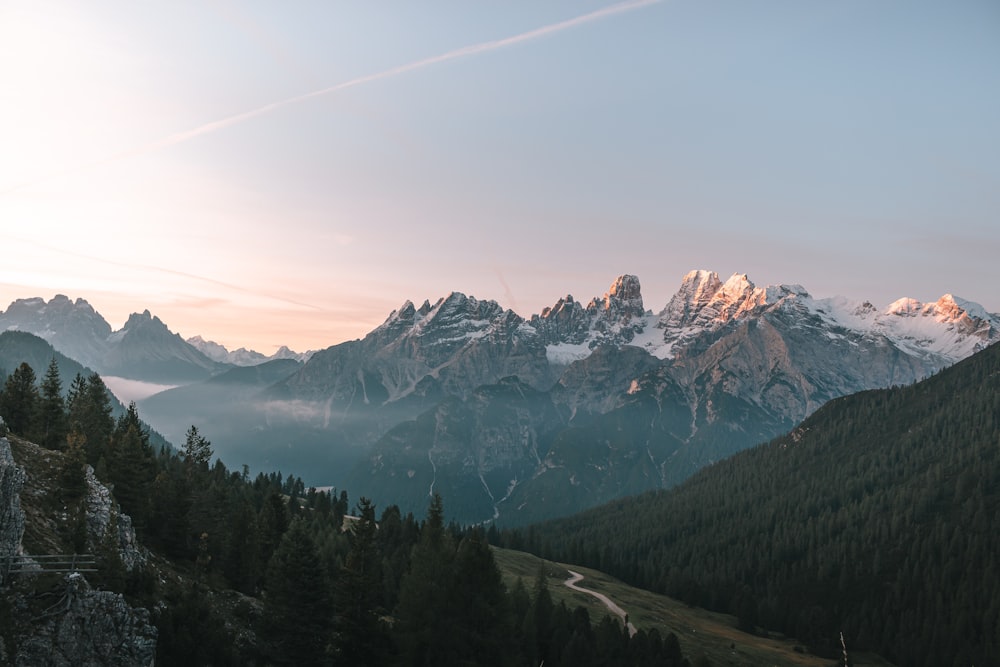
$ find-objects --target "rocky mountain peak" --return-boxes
[604,274,644,312]
[0,294,113,369]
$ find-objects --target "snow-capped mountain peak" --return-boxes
[186,335,311,366]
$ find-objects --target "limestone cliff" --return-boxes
[0,436,157,666]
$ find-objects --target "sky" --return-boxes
[1,1,998,355]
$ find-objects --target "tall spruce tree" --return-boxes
[36,357,67,449]
[262,519,332,666]
[67,373,114,467]
[333,497,388,666]
[0,362,38,436]
[447,531,511,666]
[394,493,455,666]
[182,424,213,472]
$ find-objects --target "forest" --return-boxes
[0,358,691,666]
[500,342,1000,667]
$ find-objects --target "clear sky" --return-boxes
[2,1,998,355]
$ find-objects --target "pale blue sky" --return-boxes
[1,1,998,353]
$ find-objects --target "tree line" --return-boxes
[1,359,693,666]
[499,342,1000,667]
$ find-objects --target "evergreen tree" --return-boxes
[36,357,67,449]
[106,421,155,531]
[262,519,332,666]
[222,495,260,595]
[447,531,510,666]
[394,493,455,666]
[182,424,213,472]
[258,489,291,569]
[149,461,192,560]
[67,373,114,466]
[333,497,388,666]
[59,422,89,500]
[0,362,38,435]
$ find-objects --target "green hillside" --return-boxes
[493,547,895,667]
[504,342,1000,666]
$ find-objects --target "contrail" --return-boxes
[138,0,660,152]
[1,0,659,193]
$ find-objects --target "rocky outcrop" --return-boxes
[14,573,157,667]
[532,274,650,352]
[2,437,156,664]
[83,466,145,572]
[0,436,27,581]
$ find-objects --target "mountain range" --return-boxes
[2,271,997,524]
[0,295,310,384]
[510,330,1000,666]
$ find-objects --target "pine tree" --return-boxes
[36,357,67,449]
[59,422,89,500]
[106,422,155,531]
[222,496,260,595]
[394,493,455,666]
[447,531,510,665]
[182,425,213,472]
[67,373,114,466]
[333,497,388,666]
[0,362,38,435]
[262,520,332,666]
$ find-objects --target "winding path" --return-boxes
[564,570,637,637]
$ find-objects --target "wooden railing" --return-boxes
[1,554,97,584]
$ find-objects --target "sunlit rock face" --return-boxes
[346,271,1000,525]
[9,273,996,527]
[532,274,649,353]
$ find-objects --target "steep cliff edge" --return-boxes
[0,436,157,666]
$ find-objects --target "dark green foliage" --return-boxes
[155,583,243,667]
[394,494,455,666]
[446,532,511,665]
[105,404,157,530]
[0,362,38,435]
[505,342,1000,666]
[222,496,260,595]
[58,423,88,500]
[262,520,332,666]
[333,497,389,666]
[5,378,691,666]
[182,424,213,470]
[258,489,291,569]
[36,357,67,449]
[67,373,114,467]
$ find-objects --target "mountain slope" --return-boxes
[508,341,1000,666]
[0,298,228,384]
[9,273,995,523]
[102,310,222,383]
[0,330,171,450]
[349,272,998,524]
[0,295,112,370]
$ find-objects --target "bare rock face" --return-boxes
[532,274,649,349]
[83,466,145,571]
[0,437,27,578]
[15,573,157,667]
[2,437,156,665]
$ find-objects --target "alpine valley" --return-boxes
[2,270,997,525]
